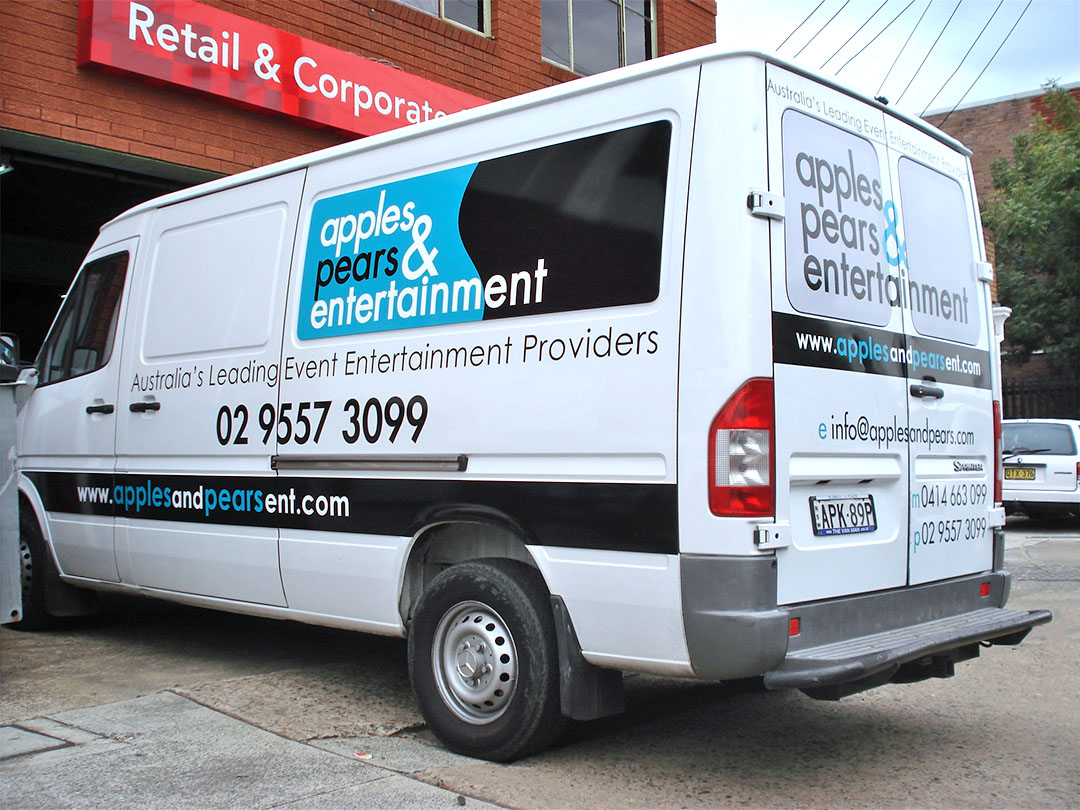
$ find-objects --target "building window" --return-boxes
[396,0,488,34]
[542,0,655,76]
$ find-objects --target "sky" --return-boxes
[714,0,1080,116]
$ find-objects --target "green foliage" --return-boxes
[982,83,1079,373]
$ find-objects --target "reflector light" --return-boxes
[993,401,1003,505]
[789,617,801,636]
[708,378,775,517]
[980,582,991,597]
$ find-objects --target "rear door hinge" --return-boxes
[748,189,785,220]
[755,522,791,550]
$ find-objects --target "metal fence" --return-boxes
[1002,376,1080,419]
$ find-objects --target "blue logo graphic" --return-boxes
[298,164,482,339]
[882,200,908,269]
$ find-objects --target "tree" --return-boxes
[982,84,1079,374]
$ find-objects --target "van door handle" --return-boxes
[129,401,161,412]
[86,403,115,414]
[909,383,945,399]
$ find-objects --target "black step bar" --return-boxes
[764,607,1052,700]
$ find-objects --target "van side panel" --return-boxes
[677,56,775,558]
[276,69,701,668]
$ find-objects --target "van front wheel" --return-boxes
[11,508,52,630]
[407,559,565,761]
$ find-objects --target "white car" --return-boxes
[1002,419,1080,518]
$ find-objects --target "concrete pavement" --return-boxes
[2,691,499,809]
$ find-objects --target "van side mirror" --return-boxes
[0,333,21,382]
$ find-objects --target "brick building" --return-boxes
[925,82,1080,270]
[0,0,716,357]
[925,83,1080,418]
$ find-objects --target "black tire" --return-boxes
[407,558,566,761]
[10,506,53,630]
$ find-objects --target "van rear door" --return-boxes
[885,121,996,586]
[766,64,996,605]
[766,65,908,605]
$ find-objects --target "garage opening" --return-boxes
[0,133,218,363]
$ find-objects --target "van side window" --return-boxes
[897,158,980,345]
[36,252,129,385]
[458,120,671,317]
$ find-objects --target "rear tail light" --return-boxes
[993,401,1003,505]
[708,378,774,517]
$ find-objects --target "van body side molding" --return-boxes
[273,454,468,473]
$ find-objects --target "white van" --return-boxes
[13,47,1051,761]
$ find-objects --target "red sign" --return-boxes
[77,0,487,137]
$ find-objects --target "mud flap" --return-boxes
[551,596,625,721]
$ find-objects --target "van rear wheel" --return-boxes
[407,559,565,761]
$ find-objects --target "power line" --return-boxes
[794,1,850,60]
[920,0,1004,116]
[777,0,827,52]
[821,0,888,70]
[876,0,933,98]
[837,0,917,76]
[937,0,1033,127]
[895,0,963,106]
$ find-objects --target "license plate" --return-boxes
[1005,466,1036,480]
[810,495,877,536]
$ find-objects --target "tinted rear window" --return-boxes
[896,157,980,345]
[781,109,888,326]
[1003,424,1077,455]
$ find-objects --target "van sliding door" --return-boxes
[114,171,306,604]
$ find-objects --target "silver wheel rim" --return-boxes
[431,600,518,724]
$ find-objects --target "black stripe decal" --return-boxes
[26,471,679,555]
[773,311,991,389]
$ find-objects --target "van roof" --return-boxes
[105,46,970,228]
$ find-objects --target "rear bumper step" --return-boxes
[764,607,1053,699]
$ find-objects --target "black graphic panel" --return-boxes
[458,121,671,318]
